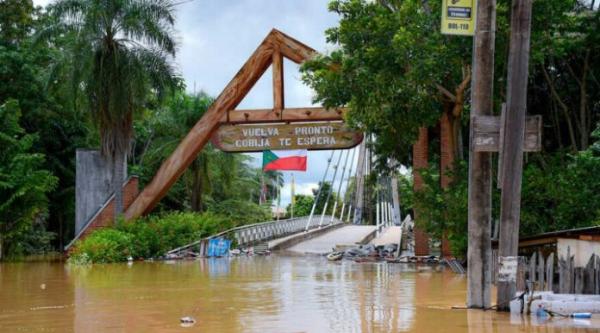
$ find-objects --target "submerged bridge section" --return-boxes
[168,214,404,258]
[168,215,346,257]
[284,225,377,254]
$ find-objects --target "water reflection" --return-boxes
[1,257,600,332]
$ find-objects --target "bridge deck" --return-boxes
[370,226,402,246]
[285,225,377,254]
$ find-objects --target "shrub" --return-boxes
[69,229,132,264]
[69,211,234,264]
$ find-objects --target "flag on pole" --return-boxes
[291,173,295,218]
[262,150,307,171]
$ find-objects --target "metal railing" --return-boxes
[167,215,343,257]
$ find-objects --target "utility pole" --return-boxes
[467,0,497,309]
[497,0,533,311]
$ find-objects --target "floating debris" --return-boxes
[327,251,343,261]
[180,316,196,327]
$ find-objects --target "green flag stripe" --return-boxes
[262,150,279,168]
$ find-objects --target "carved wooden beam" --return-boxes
[222,107,346,124]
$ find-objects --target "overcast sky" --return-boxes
[32,0,358,207]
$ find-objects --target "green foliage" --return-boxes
[0,0,35,46]
[69,212,233,263]
[413,161,470,257]
[288,195,315,217]
[209,200,271,225]
[0,100,58,260]
[396,172,414,215]
[521,150,600,235]
[69,229,133,264]
[414,138,600,257]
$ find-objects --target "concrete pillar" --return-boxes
[75,149,126,235]
[413,127,430,256]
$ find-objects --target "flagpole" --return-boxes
[276,182,281,221]
[291,173,295,219]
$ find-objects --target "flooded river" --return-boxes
[1,256,599,332]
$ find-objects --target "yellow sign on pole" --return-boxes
[441,0,476,36]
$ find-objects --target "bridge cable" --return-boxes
[338,146,357,222]
[318,149,345,227]
[304,150,336,231]
[329,148,352,224]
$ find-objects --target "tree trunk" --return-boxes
[0,237,3,261]
[113,149,126,219]
[413,127,430,256]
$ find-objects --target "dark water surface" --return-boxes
[1,256,598,332]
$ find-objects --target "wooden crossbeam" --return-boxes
[124,30,320,220]
[221,107,346,124]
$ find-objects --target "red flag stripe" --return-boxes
[263,156,307,171]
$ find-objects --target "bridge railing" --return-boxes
[167,215,343,257]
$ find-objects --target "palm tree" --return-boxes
[46,0,179,217]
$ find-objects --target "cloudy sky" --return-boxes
[32,0,357,207]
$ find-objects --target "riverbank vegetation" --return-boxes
[68,212,240,264]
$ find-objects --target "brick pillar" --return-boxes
[413,127,429,256]
[67,177,139,252]
[440,111,454,258]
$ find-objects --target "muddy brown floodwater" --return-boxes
[1,256,599,332]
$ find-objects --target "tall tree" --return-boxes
[45,0,180,218]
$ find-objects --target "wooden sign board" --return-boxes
[472,115,542,152]
[441,0,476,36]
[211,122,363,152]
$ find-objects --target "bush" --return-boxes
[69,229,132,264]
[69,211,234,264]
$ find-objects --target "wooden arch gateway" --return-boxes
[124,29,359,221]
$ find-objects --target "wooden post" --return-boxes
[546,254,554,292]
[272,49,284,113]
[529,252,537,288]
[496,0,533,311]
[537,251,545,291]
[467,0,496,309]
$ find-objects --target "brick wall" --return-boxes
[68,177,139,250]
[413,127,430,256]
[440,111,454,258]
